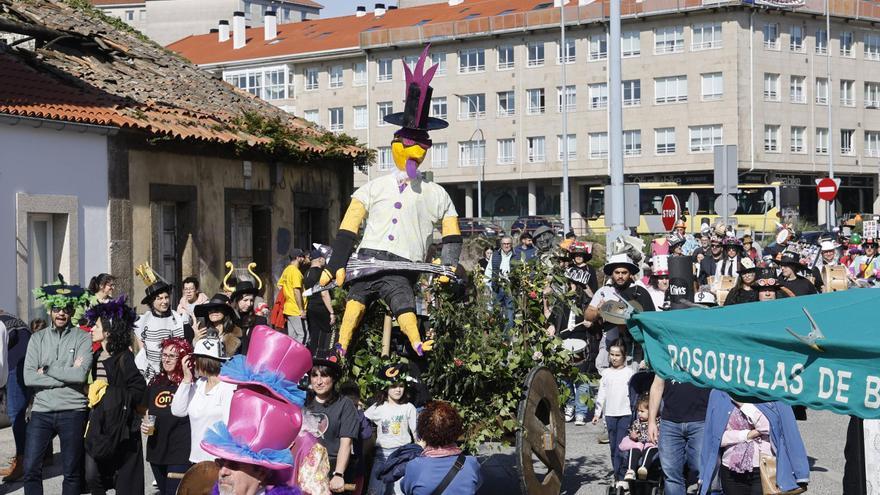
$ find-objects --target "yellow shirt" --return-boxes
[278,264,306,316]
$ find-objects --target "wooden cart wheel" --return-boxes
[175,461,220,495]
[515,366,566,495]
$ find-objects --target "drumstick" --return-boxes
[559,320,589,334]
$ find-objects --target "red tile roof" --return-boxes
[168,0,553,65]
[89,0,143,5]
[0,0,362,158]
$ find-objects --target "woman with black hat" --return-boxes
[778,252,818,296]
[724,258,759,305]
[230,281,267,355]
[303,249,336,353]
[306,356,361,494]
[193,294,242,357]
[135,280,190,381]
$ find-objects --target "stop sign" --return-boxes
[815,177,840,202]
[661,194,681,232]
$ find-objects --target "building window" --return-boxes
[431,143,448,168]
[377,147,393,170]
[692,22,722,50]
[790,25,804,51]
[764,125,780,152]
[498,45,515,69]
[556,134,576,160]
[865,131,880,157]
[224,66,289,101]
[377,101,393,125]
[353,106,367,129]
[353,62,367,86]
[623,130,642,157]
[526,88,545,115]
[458,94,486,119]
[840,31,854,57]
[497,138,515,164]
[867,82,880,108]
[458,49,486,73]
[701,72,723,101]
[791,126,806,153]
[588,83,608,109]
[404,55,419,72]
[790,76,806,103]
[763,23,779,50]
[557,85,576,112]
[125,9,134,21]
[622,30,641,57]
[497,91,516,117]
[816,78,828,105]
[763,73,780,101]
[527,136,546,163]
[866,35,880,61]
[558,38,576,63]
[305,67,319,91]
[654,75,687,104]
[377,58,392,82]
[840,80,855,107]
[655,26,684,54]
[328,107,343,131]
[655,127,676,154]
[430,97,447,120]
[590,33,608,60]
[527,42,545,67]
[431,52,447,75]
[841,129,855,155]
[459,140,486,167]
[623,79,641,106]
[329,65,343,88]
[689,124,722,153]
[304,109,318,124]
[815,127,829,154]
[589,132,609,159]
[816,29,827,54]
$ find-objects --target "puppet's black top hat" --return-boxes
[383,45,448,131]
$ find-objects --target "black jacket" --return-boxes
[91,350,147,432]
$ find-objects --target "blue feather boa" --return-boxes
[203,421,294,467]
[220,355,306,406]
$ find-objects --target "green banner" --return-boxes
[629,289,880,419]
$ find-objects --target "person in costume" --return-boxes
[644,255,670,311]
[230,281,268,355]
[365,364,419,495]
[724,258,759,306]
[194,293,243,356]
[778,252,818,296]
[849,236,880,285]
[142,337,194,495]
[667,232,686,257]
[303,249,337,353]
[319,45,462,357]
[135,270,190,381]
[753,264,792,301]
[811,239,842,291]
[171,336,236,464]
[714,236,743,278]
[697,235,724,285]
[83,296,146,495]
[22,277,93,495]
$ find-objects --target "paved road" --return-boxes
[0,409,849,494]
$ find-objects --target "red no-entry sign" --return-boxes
[661,194,681,232]
[816,177,840,202]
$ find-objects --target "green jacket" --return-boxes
[24,325,93,412]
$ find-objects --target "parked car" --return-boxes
[458,218,506,238]
[510,216,564,236]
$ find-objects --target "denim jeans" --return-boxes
[659,419,705,495]
[494,288,515,332]
[564,381,592,417]
[7,367,32,455]
[23,409,88,495]
[606,415,630,480]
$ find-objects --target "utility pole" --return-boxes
[826,0,835,229]
[560,0,571,233]
[607,0,625,253]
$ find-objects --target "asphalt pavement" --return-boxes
[0,408,849,494]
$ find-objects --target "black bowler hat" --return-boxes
[194,293,235,319]
[141,281,173,306]
[230,281,260,301]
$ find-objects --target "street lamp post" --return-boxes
[560,0,571,233]
[826,0,835,229]
[607,0,626,252]
[456,93,485,219]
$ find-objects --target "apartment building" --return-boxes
[91,0,322,45]
[169,0,880,228]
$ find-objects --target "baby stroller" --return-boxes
[608,370,664,495]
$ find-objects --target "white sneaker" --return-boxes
[152,480,158,487]
[574,414,586,426]
[624,469,636,481]
[616,480,630,490]
[564,404,574,422]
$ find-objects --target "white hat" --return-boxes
[561,339,587,353]
[192,337,230,361]
[603,253,639,276]
[651,255,670,276]
[820,240,840,252]
[694,290,717,306]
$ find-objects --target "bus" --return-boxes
[585,182,782,234]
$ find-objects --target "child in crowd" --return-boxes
[592,340,634,489]
[364,365,419,495]
[619,393,659,481]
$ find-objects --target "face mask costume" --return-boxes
[319,45,462,357]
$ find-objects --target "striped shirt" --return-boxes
[134,310,186,381]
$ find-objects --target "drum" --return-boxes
[562,338,587,364]
[823,265,848,293]
[175,461,219,495]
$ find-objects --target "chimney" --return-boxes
[356,5,367,16]
[264,10,277,41]
[218,19,230,42]
[448,0,464,6]
[578,0,596,4]
[374,3,386,16]
[232,11,245,49]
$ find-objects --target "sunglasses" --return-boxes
[756,278,777,287]
[50,307,73,315]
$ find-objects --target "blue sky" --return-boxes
[320,1,400,18]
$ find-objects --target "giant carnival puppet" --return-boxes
[319,46,461,357]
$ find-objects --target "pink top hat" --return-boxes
[220,325,312,405]
[201,388,303,470]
